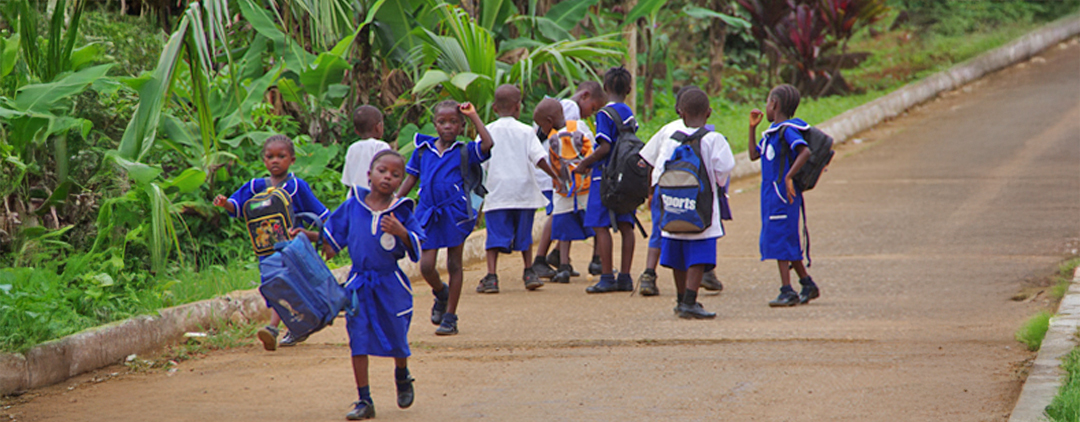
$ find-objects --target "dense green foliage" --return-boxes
[1047,345,1080,422]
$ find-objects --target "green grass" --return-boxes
[1051,257,1080,299]
[1046,343,1080,422]
[1016,311,1053,351]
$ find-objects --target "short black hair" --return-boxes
[603,66,632,96]
[263,134,295,156]
[577,81,604,100]
[769,84,801,118]
[679,89,710,120]
[352,105,383,136]
[675,85,702,109]
[369,149,405,169]
[432,99,464,123]
[493,84,521,112]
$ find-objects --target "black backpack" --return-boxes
[598,106,650,215]
[777,125,834,192]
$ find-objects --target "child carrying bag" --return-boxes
[243,177,295,257]
[259,212,348,340]
[548,120,593,201]
[597,106,650,215]
[657,128,713,233]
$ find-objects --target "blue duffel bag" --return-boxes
[258,213,348,340]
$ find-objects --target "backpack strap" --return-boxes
[599,106,637,135]
[802,198,812,268]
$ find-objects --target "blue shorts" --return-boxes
[552,210,594,241]
[485,209,535,253]
[648,186,662,249]
[659,237,717,271]
[543,190,553,215]
[584,180,635,228]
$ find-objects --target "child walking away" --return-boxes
[534,98,596,284]
[293,150,424,420]
[341,105,391,193]
[637,86,727,296]
[213,135,329,350]
[748,84,822,307]
[530,81,608,279]
[577,66,638,294]
[478,85,560,293]
[647,90,735,319]
[397,101,494,335]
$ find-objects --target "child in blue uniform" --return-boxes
[212,135,328,351]
[397,101,494,336]
[293,150,423,420]
[748,84,821,307]
[576,66,637,294]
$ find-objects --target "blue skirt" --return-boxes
[759,182,803,261]
[416,184,476,250]
[344,269,413,358]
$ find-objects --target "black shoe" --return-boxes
[586,275,619,293]
[799,278,820,304]
[547,249,561,268]
[396,376,415,409]
[523,268,544,290]
[769,288,800,307]
[435,313,458,336]
[431,297,447,325]
[552,264,573,283]
[531,259,557,279]
[616,273,634,292]
[346,400,375,420]
[638,271,659,296]
[256,326,279,351]
[701,270,723,292]
[676,302,716,319]
[278,331,308,347]
[476,273,499,294]
[588,255,602,276]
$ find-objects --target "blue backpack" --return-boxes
[259,213,348,340]
[658,128,713,233]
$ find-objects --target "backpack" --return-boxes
[776,124,834,192]
[657,128,713,233]
[414,136,487,217]
[243,177,295,257]
[548,120,594,199]
[597,106,650,215]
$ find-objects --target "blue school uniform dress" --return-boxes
[323,186,425,358]
[757,118,810,261]
[406,134,491,250]
[584,102,637,228]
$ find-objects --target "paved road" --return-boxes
[5,40,1079,422]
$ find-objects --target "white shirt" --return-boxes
[638,119,688,186]
[341,139,391,189]
[641,127,735,241]
[481,117,549,211]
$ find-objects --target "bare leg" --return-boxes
[420,249,445,291]
[672,268,687,295]
[485,249,499,275]
[268,309,282,328]
[777,260,793,288]
[521,248,532,269]
[686,265,705,292]
[617,221,635,275]
[560,238,572,263]
[594,227,613,274]
[791,259,810,280]
[535,217,553,260]
[645,247,661,271]
[352,355,369,388]
[394,357,408,369]
[446,244,465,314]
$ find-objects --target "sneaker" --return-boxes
[346,400,375,420]
[523,268,544,290]
[278,331,308,347]
[532,258,557,279]
[701,270,724,292]
[547,249,561,268]
[257,326,279,351]
[638,271,659,296]
[396,376,415,409]
[586,274,620,294]
[588,255,602,276]
[799,277,820,304]
[676,302,717,319]
[435,313,458,336]
[476,274,499,294]
[431,297,447,325]
[616,273,634,292]
[768,287,800,307]
[552,264,573,283]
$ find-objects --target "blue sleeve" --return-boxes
[596,110,616,146]
[292,179,329,222]
[321,202,351,253]
[467,141,491,166]
[226,179,258,218]
[393,206,425,263]
[783,127,807,152]
[406,147,422,177]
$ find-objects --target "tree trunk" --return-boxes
[625,0,638,113]
[706,0,729,96]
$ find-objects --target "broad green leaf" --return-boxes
[624,0,668,27]
[277,76,304,103]
[118,17,189,161]
[237,0,315,70]
[397,123,419,149]
[535,17,573,42]
[222,131,276,148]
[450,72,487,92]
[108,152,163,185]
[218,63,283,135]
[32,180,72,215]
[292,143,339,178]
[299,53,349,97]
[544,0,598,31]
[164,168,207,194]
[14,64,113,113]
[412,70,450,95]
[0,34,19,79]
[69,43,104,71]
[683,6,751,29]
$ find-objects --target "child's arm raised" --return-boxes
[785,145,811,202]
[748,109,763,161]
[460,103,494,155]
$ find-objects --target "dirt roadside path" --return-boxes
[5,40,1079,422]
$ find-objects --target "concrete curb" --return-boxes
[3,16,1079,398]
[1008,267,1080,422]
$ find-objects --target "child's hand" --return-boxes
[380,213,407,238]
[572,164,590,175]
[213,195,228,207]
[749,109,764,128]
[785,177,797,202]
[459,102,477,118]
